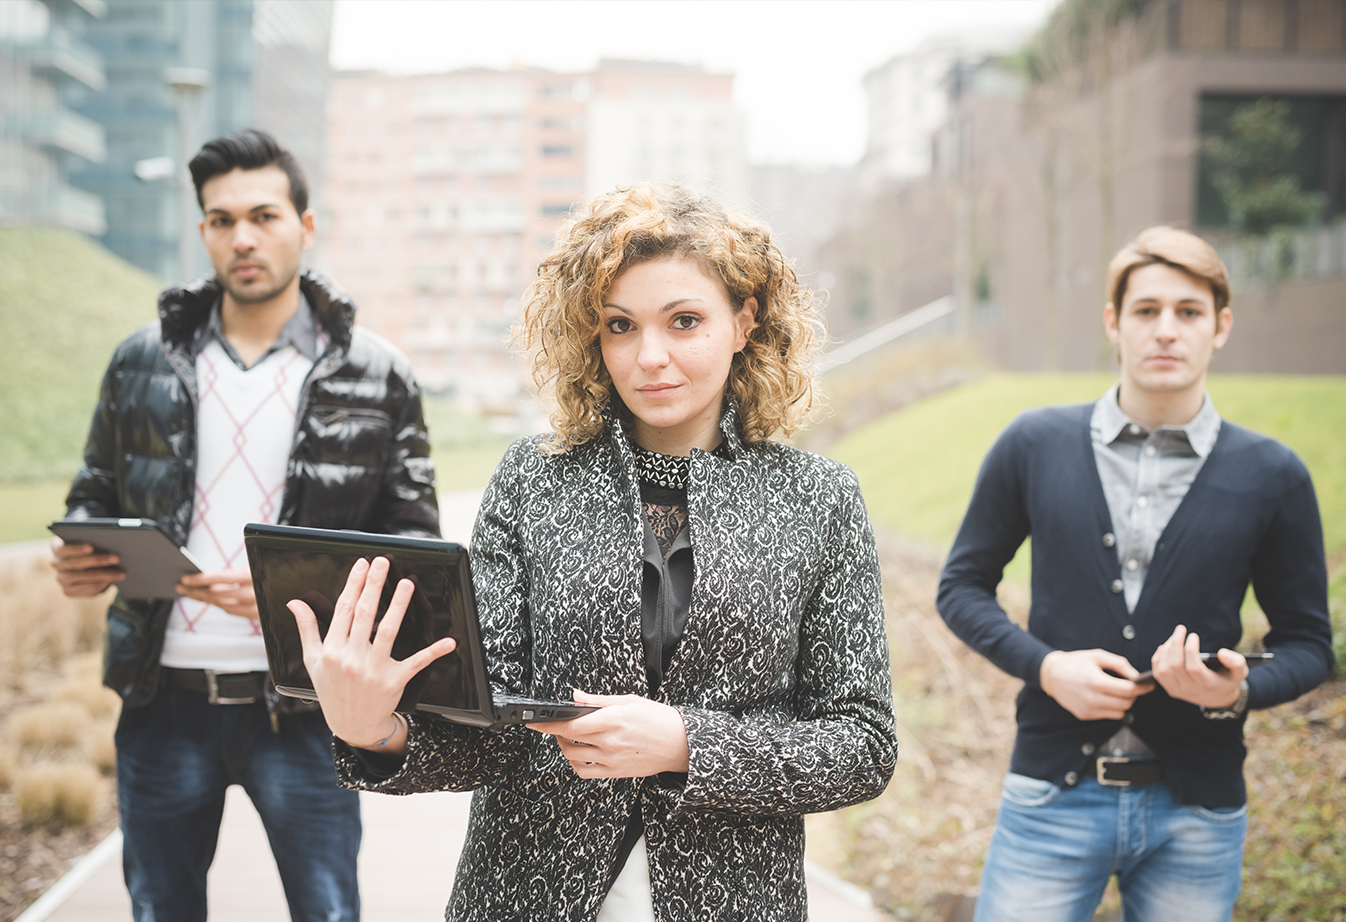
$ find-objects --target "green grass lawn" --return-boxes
[0,481,71,545]
[0,227,161,484]
[431,442,513,493]
[829,373,1345,549]
[827,372,1346,643]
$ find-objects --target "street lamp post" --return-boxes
[165,67,210,283]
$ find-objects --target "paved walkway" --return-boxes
[43,786,886,921]
[34,490,889,921]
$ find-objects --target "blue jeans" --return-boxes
[974,772,1246,922]
[115,679,361,922]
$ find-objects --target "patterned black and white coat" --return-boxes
[334,406,898,922]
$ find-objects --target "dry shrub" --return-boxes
[50,674,120,719]
[62,649,103,684]
[13,762,104,827]
[0,554,108,693]
[84,719,118,775]
[6,701,90,752]
[0,742,17,790]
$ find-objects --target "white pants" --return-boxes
[595,835,656,922]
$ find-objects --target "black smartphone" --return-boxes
[1133,651,1274,684]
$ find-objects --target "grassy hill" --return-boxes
[827,373,1346,647]
[0,227,161,483]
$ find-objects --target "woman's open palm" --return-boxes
[288,556,456,748]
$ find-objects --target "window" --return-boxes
[541,145,574,158]
[1197,93,1346,230]
[540,204,572,216]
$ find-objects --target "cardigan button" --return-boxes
[1064,771,1080,786]
[1122,624,1136,640]
[1081,742,1096,755]
[1111,579,1124,594]
[1103,532,1116,548]
[1125,713,1135,725]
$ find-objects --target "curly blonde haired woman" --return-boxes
[291,183,897,922]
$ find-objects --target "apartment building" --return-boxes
[320,60,745,413]
[320,68,583,411]
[0,0,108,236]
[73,0,332,281]
[859,28,1028,185]
[587,58,746,205]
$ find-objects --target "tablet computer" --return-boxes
[49,518,203,599]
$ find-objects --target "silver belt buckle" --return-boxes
[1096,755,1132,786]
[204,669,258,705]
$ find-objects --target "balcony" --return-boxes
[41,183,107,236]
[1215,221,1346,288]
[29,27,107,91]
[25,106,106,163]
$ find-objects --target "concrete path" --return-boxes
[34,489,889,922]
[42,786,886,921]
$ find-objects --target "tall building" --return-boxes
[586,59,746,205]
[319,68,584,412]
[860,29,1029,185]
[74,0,332,282]
[320,61,746,413]
[251,0,333,214]
[0,0,108,236]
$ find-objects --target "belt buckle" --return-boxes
[204,669,258,705]
[1096,756,1132,786]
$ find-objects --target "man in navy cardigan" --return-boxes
[938,226,1333,922]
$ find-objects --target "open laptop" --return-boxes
[244,523,596,729]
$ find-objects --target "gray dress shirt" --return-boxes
[1089,381,1222,757]
[193,292,320,368]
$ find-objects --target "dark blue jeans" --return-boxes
[115,679,361,922]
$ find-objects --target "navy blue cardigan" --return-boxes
[937,403,1333,807]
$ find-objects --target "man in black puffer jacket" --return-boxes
[51,129,439,922]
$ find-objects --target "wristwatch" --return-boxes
[1201,679,1249,720]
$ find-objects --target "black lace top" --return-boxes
[632,443,695,698]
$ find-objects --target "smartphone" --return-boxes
[1133,651,1274,683]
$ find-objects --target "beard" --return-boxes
[220,261,300,305]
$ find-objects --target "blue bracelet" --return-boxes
[371,713,403,748]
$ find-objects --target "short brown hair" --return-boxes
[517,182,821,451]
[1107,226,1230,312]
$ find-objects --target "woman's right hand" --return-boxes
[288,556,456,753]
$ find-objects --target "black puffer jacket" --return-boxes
[65,270,440,709]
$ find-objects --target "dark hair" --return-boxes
[188,128,308,215]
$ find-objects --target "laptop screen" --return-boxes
[245,525,480,715]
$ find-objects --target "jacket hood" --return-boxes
[158,269,356,353]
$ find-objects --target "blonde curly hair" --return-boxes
[517,182,821,451]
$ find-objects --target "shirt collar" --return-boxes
[1091,381,1222,458]
[193,291,320,362]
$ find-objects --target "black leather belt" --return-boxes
[1095,756,1165,786]
[165,668,268,705]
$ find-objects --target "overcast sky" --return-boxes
[330,0,1058,167]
